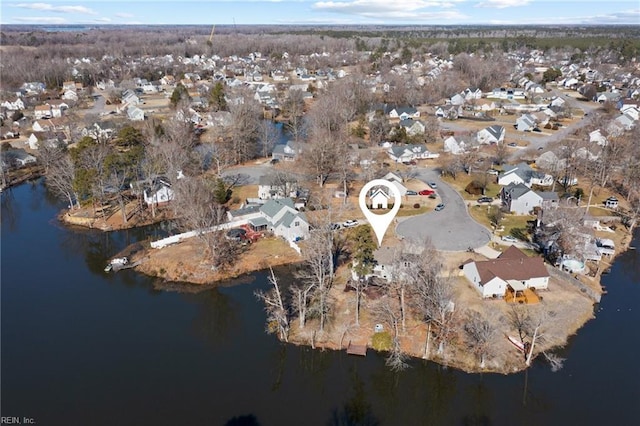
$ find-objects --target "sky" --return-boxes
[1,0,639,26]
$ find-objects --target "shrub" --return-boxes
[413,203,420,209]
[371,331,393,351]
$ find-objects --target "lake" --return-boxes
[2,180,639,425]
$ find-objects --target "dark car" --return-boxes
[402,160,417,166]
[434,203,445,211]
[477,196,494,204]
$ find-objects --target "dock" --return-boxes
[346,341,367,357]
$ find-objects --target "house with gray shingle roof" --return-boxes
[515,113,537,132]
[477,125,505,144]
[500,183,544,215]
[254,198,309,242]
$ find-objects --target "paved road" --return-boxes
[396,168,492,251]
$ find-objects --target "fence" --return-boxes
[547,265,601,303]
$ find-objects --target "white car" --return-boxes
[343,219,359,228]
[501,235,518,243]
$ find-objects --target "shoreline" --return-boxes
[59,200,635,374]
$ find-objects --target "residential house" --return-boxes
[449,93,466,106]
[121,89,141,108]
[515,114,537,132]
[463,87,483,100]
[597,92,621,104]
[258,175,298,200]
[388,106,420,120]
[476,125,505,144]
[34,105,52,119]
[143,180,174,206]
[272,140,300,162]
[61,90,78,102]
[589,129,608,146]
[96,79,115,90]
[398,118,426,136]
[62,81,76,92]
[462,246,549,298]
[443,136,466,155]
[252,198,309,242]
[500,182,544,215]
[539,191,559,209]
[1,149,37,168]
[387,144,438,163]
[46,100,69,118]
[498,162,551,187]
[127,105,145,121]
[435,105,460,120]
[1,98,25,111]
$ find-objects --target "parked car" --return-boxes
[406,190,418,196]
[502,235,518,243]
[402,160,417,166]
[477,196,494,204]
[330,223,341,231]
[419,189,435,196]
[507,142,517,147]
[429,182,437,189]
[487,169,499,175]
[270,158,280,164]
[343,219,359,228]
[434,203,445,211]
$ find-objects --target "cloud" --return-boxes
[13,16,68,24]
[488,8,640,25]
[14,3,98,15]
[93,17,112,23]
[312,0,467,20]
[476,0,531,8]
[115,12,134,18]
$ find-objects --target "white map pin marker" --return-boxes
[359,179,402,247]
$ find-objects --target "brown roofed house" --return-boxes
[462,247,549,298]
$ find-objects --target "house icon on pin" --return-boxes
[370,188,390,209]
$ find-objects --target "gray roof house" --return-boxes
[500,183,543,215]
[254,198,310,242]
[477,125,505,144]
[387,144,439,162]
[387,106,420,120]
[515,114,537,132]
[498,162,552,187]
[272,141,300,161]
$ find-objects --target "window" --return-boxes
[294,221,299,226]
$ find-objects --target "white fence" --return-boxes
[150,220,248,249]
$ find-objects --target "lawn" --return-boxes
[468,205,534,239]
[441,172,502,201]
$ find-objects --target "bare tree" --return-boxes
[295,227,335,333]
[463,310,497,368]
[375,296,409,372]
[42,147,80,209]
[255,268,289,342]
[258,120,279,159]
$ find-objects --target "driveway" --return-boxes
[396,168,492,251]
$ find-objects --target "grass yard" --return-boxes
[468,205,533,239]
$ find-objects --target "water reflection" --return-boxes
[329,366,379,426]
[188,288,240,349]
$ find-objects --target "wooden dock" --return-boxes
[346,341,367,357]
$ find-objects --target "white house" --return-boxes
[34,105,52,119]
[144,182,174,206]
[271,140,300,161]
[500,183,544,215]
[387,144,439,162]
[127,106,145,121]
[1,98,25,111]
[388,106,419,120]
[443,136,466,155]
[398,118,426,136]
[515,114,537,132]
[589,129,608,146]
[476,125,505,144]
[258,175,298,200]
[498,162,551,187]
[463,246,550,298]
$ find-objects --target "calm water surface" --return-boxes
[2,181,639,425]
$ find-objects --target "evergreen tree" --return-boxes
[351,225,377,279]
[170,83,190,108]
